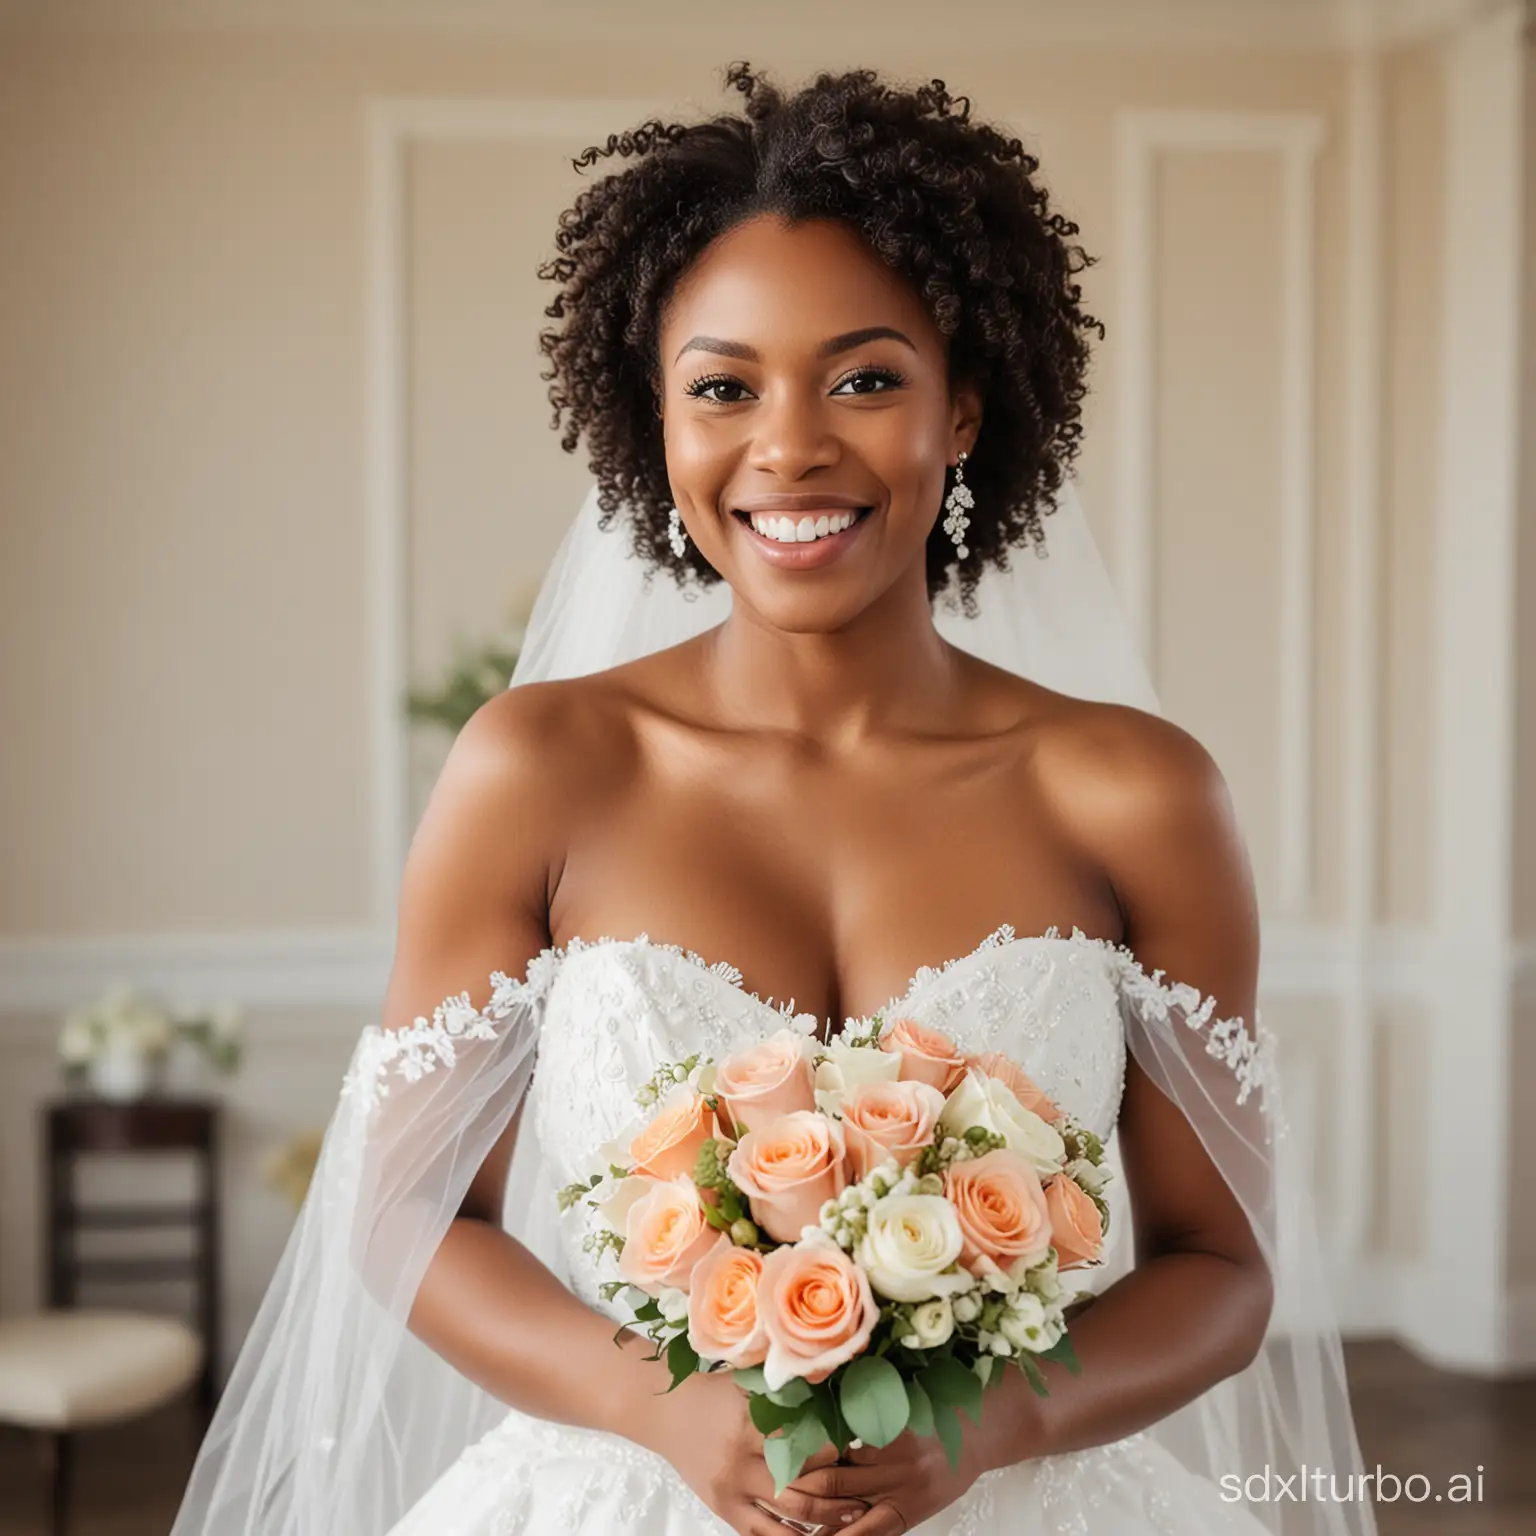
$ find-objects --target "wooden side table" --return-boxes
[44,1097,223,1413]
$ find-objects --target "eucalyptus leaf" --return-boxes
[839,1357,909,1449]
[766,1377,814,1408]
[1038,1332,1082,1376]
[919,1355,984,1426]
[1020,1355,1050,1398]
[732,1366,769,1395]
[749,1394,803,1436]
[931,1399,964,1472]
[905,1376,935,1438]
[764,1408,830,1495]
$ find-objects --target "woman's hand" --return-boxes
[788,1426,991,1535]
[788,1370,1040,1536]
[635,1370,869,1536]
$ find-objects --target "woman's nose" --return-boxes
[746,388,840,479]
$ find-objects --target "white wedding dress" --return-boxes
[382,926,1268,1536]
[169,485,1372,1536]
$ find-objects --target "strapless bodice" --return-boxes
[522,925,1131,1310]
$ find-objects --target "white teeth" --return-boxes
[747,509,862,543]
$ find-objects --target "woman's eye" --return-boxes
[830,366,907,396]
[684,375,753,404]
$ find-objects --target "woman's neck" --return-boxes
[699,574,963,747]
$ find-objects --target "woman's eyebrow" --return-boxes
[672,325,918,365]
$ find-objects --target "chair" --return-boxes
[0,1098,221,1534]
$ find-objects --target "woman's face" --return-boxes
[656,215,981,634]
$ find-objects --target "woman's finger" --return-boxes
[798,1441,842,1474]
[759,1484,872,1528]
[789,1462,897,1501]
[840,1499,910,1536]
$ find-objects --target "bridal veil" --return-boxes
[169,484,1375,1535]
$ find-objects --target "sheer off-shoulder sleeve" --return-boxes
[170,953,563,1535]
[1109,947,1374,1535]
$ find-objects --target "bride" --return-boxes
[172,65,1374,1536]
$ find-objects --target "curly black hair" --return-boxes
[537,63,1101,609]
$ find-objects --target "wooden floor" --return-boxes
[0,1342,1530,1534]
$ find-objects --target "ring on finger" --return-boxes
[750,1504,826,1535]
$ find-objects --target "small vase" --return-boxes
[88,1043,153,1102]
[161,1038,208,1097]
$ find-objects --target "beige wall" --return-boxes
[0,9,1524,1370]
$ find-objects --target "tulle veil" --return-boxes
[169,483,1375,1534]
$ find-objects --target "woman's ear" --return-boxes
[951,379,984,456]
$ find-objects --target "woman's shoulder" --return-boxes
[970,661,1234,853]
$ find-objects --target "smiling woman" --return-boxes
[537,62,1099,615]
[170,61,1374,1536]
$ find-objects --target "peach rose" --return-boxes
[758,1237,878,1391]
[880,1018,967,1093]
[727,1111,847,1244]
[965,1052,1061,1123]
[945,1148,1053,1284]
[1044,1172,1105,1270]
[687,1236,768,1368]
[715,1029,815,1137]
[629,1091,716,1181]
[840,1079,946,1181]
[617,1175,719,1295]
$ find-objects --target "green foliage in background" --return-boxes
[405,639,523,735]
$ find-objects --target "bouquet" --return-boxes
[558,1014,1111,1492]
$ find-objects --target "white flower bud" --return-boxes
[909,1298,955,1349]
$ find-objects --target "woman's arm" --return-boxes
[792,707,1272,1532]
[384,689,860,1536]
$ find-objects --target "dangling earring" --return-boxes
[667,507,688,558]
[942,452,972,561]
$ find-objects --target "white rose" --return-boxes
[940,1071,1066,1175]
[856,1193,971,1303]
[594,1174,655,1233]
[814,1040,901,1118]
[909,1298,955,1348]
[657,1286,690,1326]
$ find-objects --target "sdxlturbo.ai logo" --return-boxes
[1221,1467,1485,1505]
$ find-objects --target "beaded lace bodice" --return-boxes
[524,925,1135,1309]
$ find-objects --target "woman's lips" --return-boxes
[732,506,873,569]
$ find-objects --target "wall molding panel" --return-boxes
[1113,108,1326,924]
[364,96,672,928]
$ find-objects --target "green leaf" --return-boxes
[904,1376,935,1437]
[1019,1355,1050,1398]
[931,1399,964,1471]
[764,1408,830,1495]
[919,1355,984,1426]
[1038,1332,1082,1376]
[750,1392,803,1435]
[665,1332,699,1391]
[632,1299,662,1323]
[766,1376,814,1408]
[732,1366,769,1395]
[838,1356,910,1449]
[700,1201,734,1232]
[810,1382,850,1454]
